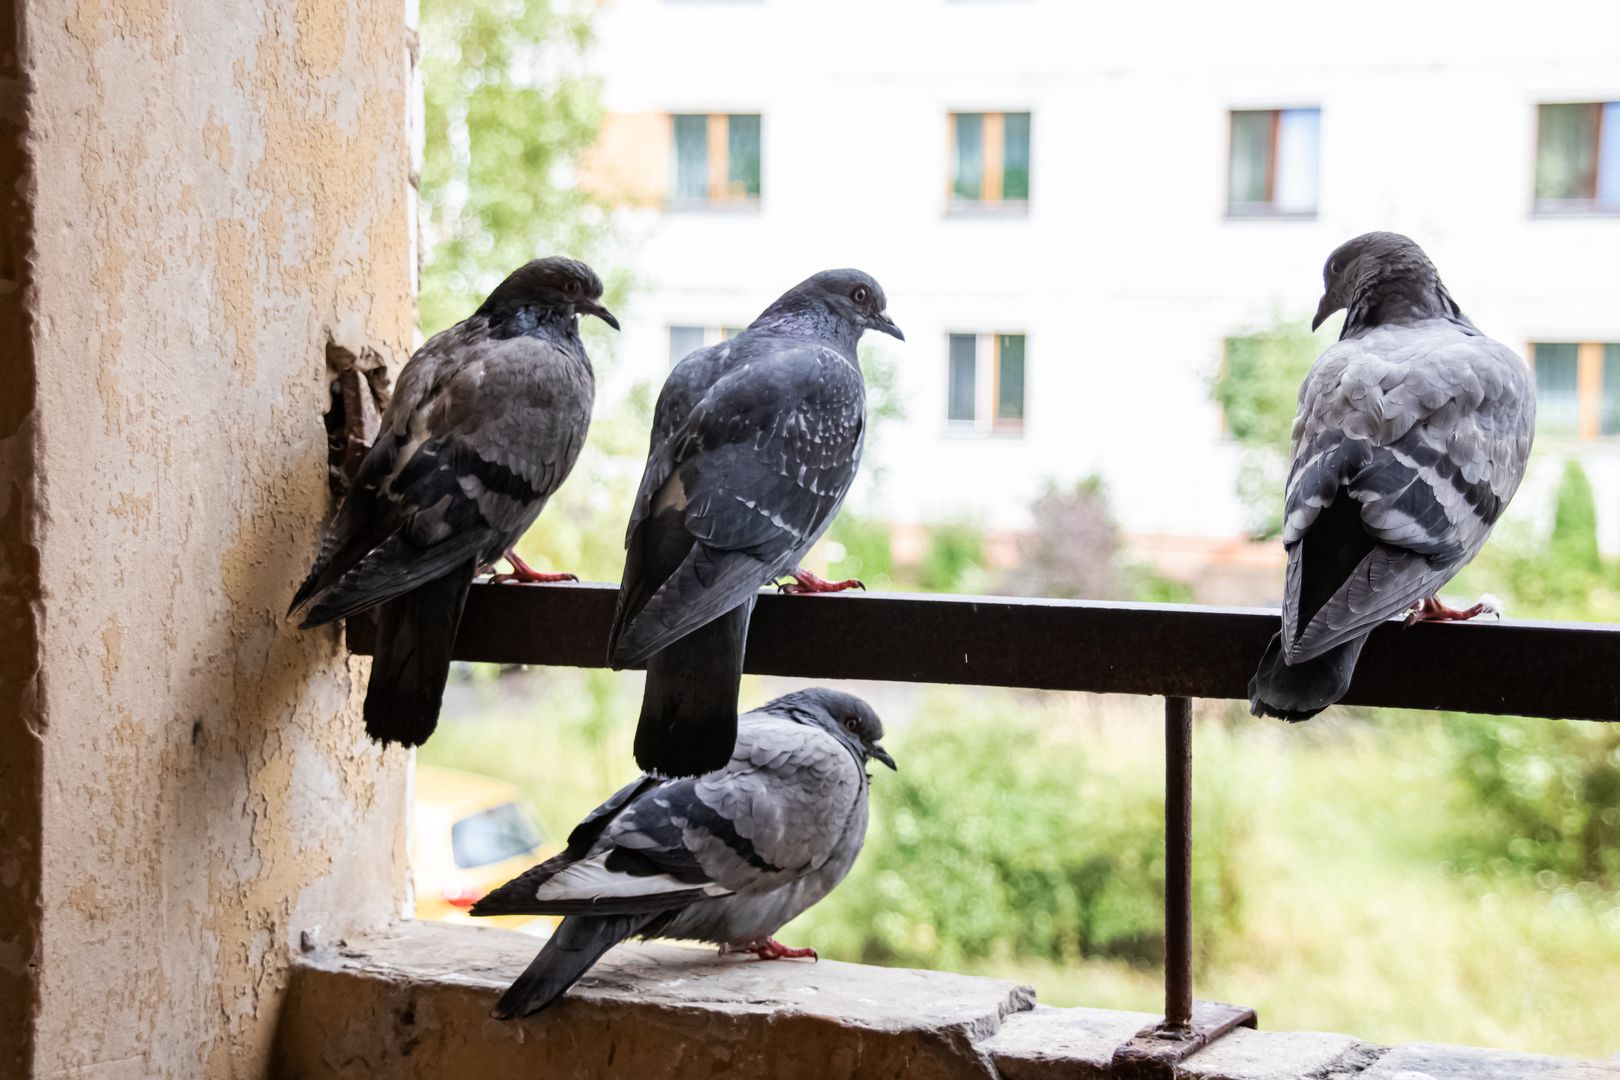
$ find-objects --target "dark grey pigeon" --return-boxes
[608,269,903,777]
[471,688,895,1020]
[1249,233,1534,721]
[289,257,616,746]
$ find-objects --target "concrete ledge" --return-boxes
[271,922,1620,1079]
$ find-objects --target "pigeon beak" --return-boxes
[1310,293,1338,332]
[870,744,897,771]
[580,299,620,331]
[874,312,904,341]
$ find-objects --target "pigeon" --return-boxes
[1249,232,1535,721]
[288,257,616,746]
[608,269,903,778]
[470,687,895,1020]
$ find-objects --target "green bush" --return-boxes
[1550,459,1602,579]
[916,523,986,593]
[1444,713,1620,888]
[790,698,1248,971]
[1209,320,1319,538]
[823,515,897,589]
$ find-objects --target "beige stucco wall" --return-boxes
[1,0,416,1075]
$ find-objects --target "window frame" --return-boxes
[1225,106,1321,220]
[668,112,763,210]
[946,110,1032,216]
[667,324,743,368]
[1532,100,1620,216]
[1528,340,1620,442]
[943,331,1026,436]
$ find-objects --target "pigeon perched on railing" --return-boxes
[289,257,616,746]
[471,687,895,1020]
[1249,232,1535,721]
[609,270,903,777]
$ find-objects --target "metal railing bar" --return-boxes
[346,582,1620,723]
[1162,696,1194,1033]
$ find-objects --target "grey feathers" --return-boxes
[290,256,612,746]
[610,269,901,778]
[1251,234,1534,720]
[473,689,892,1019]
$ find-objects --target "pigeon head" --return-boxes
[762,687,896,771]
[477,256,620,330]
[755,269,904,347]
[1312,232,1465,337]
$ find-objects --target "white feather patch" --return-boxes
[532,857,730,903]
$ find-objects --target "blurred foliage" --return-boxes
[1001,478,1124,599]
[823,515,897,590]
[1550,459,1602,579]
[419,0,609,332]
[999,478,1197,603]
[1210,318,1318,538]
[1443,714,1620,886]
[916,522,987,593]
[418,0,644,584]
[790,699,1246,970]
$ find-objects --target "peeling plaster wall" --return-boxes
[9,0,416,1075]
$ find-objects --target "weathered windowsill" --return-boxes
[274,921,1620,1079]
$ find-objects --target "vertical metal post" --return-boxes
[1163,695,1193,1033]
[1113,696,1254,1075]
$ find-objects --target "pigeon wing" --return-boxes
[1281,327,1534,661]
[611,343,865,665]
[293,325,590,625]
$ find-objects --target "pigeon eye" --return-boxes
[566,279,581,296]
[851,286,870,305]
[842,716,859,732]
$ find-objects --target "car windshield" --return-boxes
[450,801,544,869]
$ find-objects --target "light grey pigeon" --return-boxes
[289,257,616,746]
[1249,232,1535,721]
[471,687,895,1020]
[607,269,903,778]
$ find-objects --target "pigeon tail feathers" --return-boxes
[362,562,475,746]
[633,599,753,777]
[1248,630,1367,722]
[491,913,654,1020]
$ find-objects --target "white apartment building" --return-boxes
[579,0,1620,591]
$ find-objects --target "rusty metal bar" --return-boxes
[347,582,1620,723]
[1163,696,1193,1032]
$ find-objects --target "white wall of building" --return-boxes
[587,0,1620,552]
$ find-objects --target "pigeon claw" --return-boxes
[487,551,578,586]
[778,569,865,595]
[1404,594,1495,627]
[746,938,817,962]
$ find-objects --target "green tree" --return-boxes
[1210,318,1318,538]
[1550,459,1601,578]
[419,0,607,333]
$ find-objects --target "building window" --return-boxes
[945,332,1025,432]
[1531,342,1620,439]
[670,113,761,205]
[949,112,1031,209]
[668,324,742,367]
[1534,102,1620,213]
[1227,108,1320,216]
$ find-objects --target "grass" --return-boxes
[420,668,1620,1060]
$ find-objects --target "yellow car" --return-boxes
[411,764,559,934]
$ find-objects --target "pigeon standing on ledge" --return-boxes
[471,688,895,1020]
[289,257,616,746]
[1249,232,1534,721]
[609,269,903,778]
